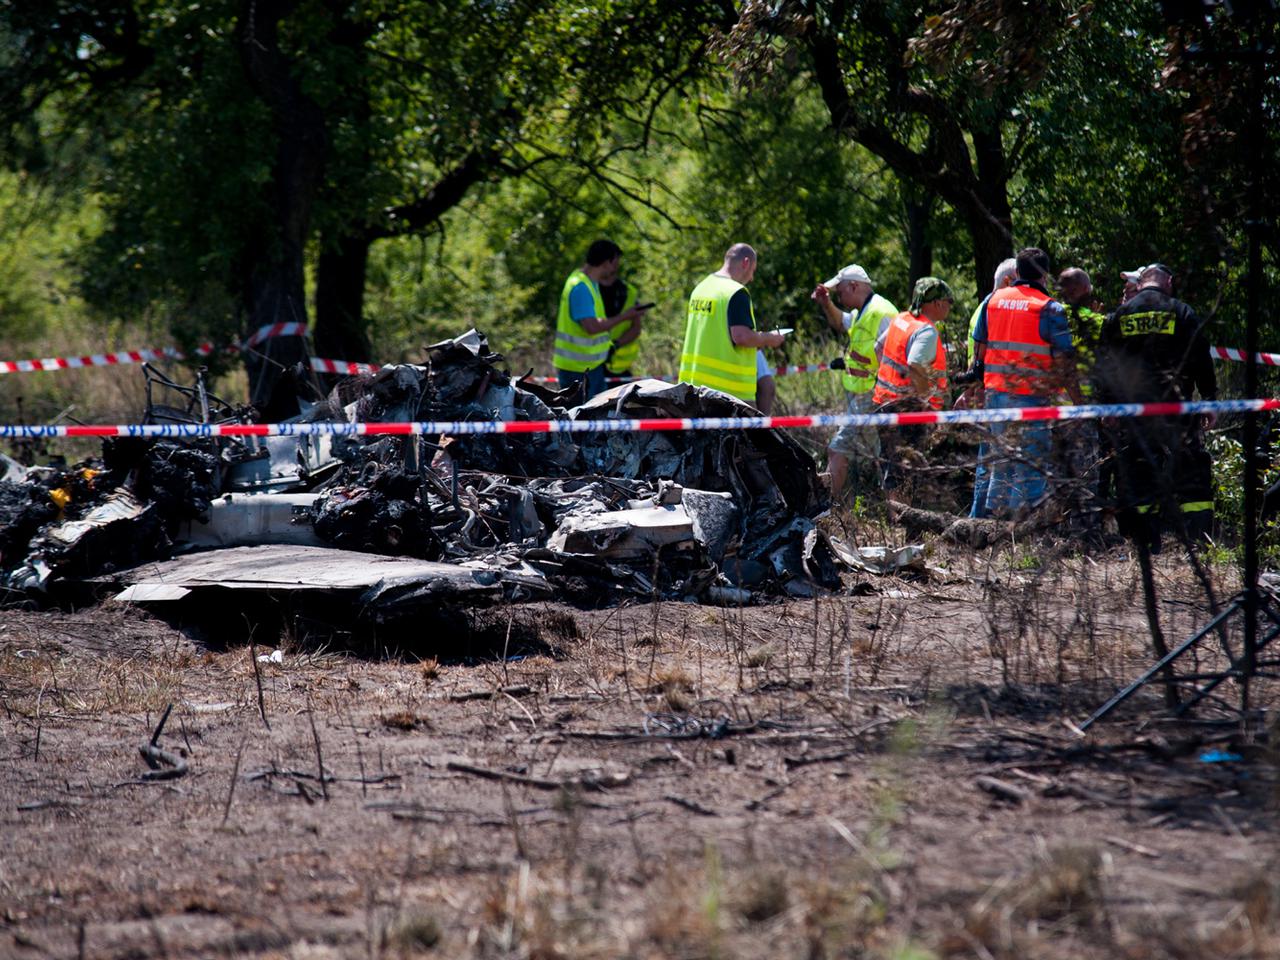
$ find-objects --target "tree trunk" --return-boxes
[241,268,313,421]
[904,191,934,285]
[235,0,327,422]
[968,124,1015,293]
[965,208,1016,299]
[314,231,372,364]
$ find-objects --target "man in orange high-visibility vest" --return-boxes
[972,247,1083,518]
[872,277,951,409]
[870,276,953,497]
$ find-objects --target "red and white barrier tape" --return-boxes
[5,340,1279,379]
[309,357,380,376]
[0,346,374,377]
[4,398,1276,441]
[1209,347,1280,366]
[0,345,209,374]
[242,321,308,348]
[1,322,310,375]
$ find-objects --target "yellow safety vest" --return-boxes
[679,273,757,402]
[967,298,985,366]
[844,292,898,394]
[1068,305,1105,399]
[553,269,610,372]
[605,282,640,374]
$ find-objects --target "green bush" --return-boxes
[1207,430,1280,566]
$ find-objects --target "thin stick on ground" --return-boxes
[149,702,174,746]
[501,781,529,861]
[221,734,247,827]
[308,698,329,801]
[347,706,368,799]
[245,617,271,730]
[33,684,45,762]
[137,699,187,780]
[1136,539,1180,709]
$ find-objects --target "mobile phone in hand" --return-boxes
[634,302,656,310]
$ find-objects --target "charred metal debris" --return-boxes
[1,330,843,616]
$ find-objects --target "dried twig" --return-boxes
[33,684,45,762]
[500,782,529,860]
[450,685,533,702]
[744,786,788,811]
[307,700,328,801]
[1104,835,1161,858]
[221,735,247,827]
[245,617,270,730]
[446,760,561,791]
[137,702,187,780]
[663,794,718,817]
[17,798,84,811]
[137,743,188,780]
[149,703,174,746]
[974,775,1030,805]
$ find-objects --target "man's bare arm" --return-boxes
[731,326,785,350]
[813,285,846,334]
[580,303,644,335]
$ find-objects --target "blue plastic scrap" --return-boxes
[1198,750,1244,763]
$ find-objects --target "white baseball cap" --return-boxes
[823,264,873,288]
[1120,266,1147,282]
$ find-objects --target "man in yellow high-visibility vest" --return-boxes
[813,263,898,498]
[679,243,784,406]
[553,239,649,401]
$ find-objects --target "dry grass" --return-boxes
[944,847,1103,958]
[381,710,426,731]
[0,537,1273,960]
[419,657,443,683]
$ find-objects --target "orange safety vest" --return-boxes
[873,312,947,410]
[982,285,1054,396]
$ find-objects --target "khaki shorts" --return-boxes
[828,391,880,459]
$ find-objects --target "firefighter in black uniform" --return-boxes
[1094,264,1217,547]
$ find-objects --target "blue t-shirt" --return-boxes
[569,279,600,322]
[972,281,1074,355]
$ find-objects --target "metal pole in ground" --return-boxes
[1240,17,1269,714]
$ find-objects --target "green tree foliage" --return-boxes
[0,0,728,415]
[719,0,1274,316]
[359,71,951,413]
[0,0,1272,429]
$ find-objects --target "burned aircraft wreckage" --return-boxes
[0,331,843,639]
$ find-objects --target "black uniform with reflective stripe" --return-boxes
[1095,287,1216,542]
[1095,288,1215,404]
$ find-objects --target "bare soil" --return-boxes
[2,548,1278,960]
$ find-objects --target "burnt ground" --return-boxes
[2,547,1279,960]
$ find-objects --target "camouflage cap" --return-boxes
[910,276,954,312]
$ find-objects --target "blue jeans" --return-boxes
[982,391,1052,517]
[970,436,993,518]
[557,364,607,402]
